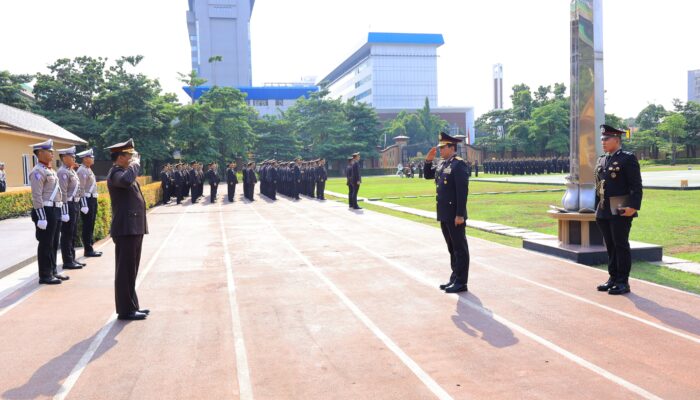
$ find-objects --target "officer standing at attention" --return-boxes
[226,162,238,202]
[29,139,67,284]
[345,156,354,208]
[57,146,84,270]
[76,149,102,258]
[173,163,184,204]
[292,158,302,200]
[424,132,470,294]
[0,162,6,192]
[316,158,327,200]
[106,138,149,321]
[206,162,220,203]
[595,124,643,295]
[160,165,171,204]
[350,152,362,210]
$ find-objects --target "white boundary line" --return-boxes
[218,202,254,400]
[53,207,190,400]
[306,197,700,344]
[278,199,663,400]
[247,201,455,400]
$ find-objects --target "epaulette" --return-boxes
[455,156,463,161]
[622,150,633,155]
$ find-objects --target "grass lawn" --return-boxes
[326,195,700,294]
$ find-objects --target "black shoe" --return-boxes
[439,281,455,290]
[53,273,70,281]
[62,263,83,270]
[139,309,150,315]
[445,283,468,293]
[353,206,363,210]
[39,277,62,285]
[608,283,630,295]
[118,312,147,321]
[85,251,102,257]
[75,261,87,267]
[597,279,615,292]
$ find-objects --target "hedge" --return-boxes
[1,176,160,245]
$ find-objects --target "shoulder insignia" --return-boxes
[455,156,463,161]
[622,150,633,155]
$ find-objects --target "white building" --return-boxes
[689,70,700,104]
[319,32,442,109]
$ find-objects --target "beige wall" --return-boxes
[0,129,78,188]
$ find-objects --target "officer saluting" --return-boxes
[424,132,470,293]
[29,139,67,284]
[106,138,149,320]
[595,125,643,295]
[57,146,85,270]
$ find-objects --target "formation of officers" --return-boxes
[482,157,570,175]
[28,140,102,285]
[158,157,328,204]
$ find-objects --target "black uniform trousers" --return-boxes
[596,217,633,284]
[316,182,325,199]
[210,183,218,203]
[0,181,6,192]
[81,197,98,253]
[31,206,61,279]
[440,221,470,285]
[60,201,80,265]
[113,234,143,315]
[228,182,236,202]
[161,183,169,203]
[349,184,360,208]
[176,185,183,204]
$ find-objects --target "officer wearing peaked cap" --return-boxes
[76,148,102,257]
[106,139,149,321]
[29,139,67,284]
[424,132,470,294]
[595,124,643,296]
[57,146,85,270]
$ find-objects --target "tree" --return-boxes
[0,70,34,110]
[529,99,569,157]
[253,115,301,160]
[344,99,382,157]
[173,102,217,163]
[635,104,667,159]
[553,83,567,100]
[533,85,552,107]
[511,83,533,120]
[658,113,687,165]
[178,70,207,105]
[200,86,257,163]
[680,101,700,158]
[604,113,627,130]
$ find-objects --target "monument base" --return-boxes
[523,210,663,265]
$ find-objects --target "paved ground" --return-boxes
[0,215,39,276]
[473,169,700,188]
[1,187,699,399]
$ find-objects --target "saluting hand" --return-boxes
[426,147,437,162]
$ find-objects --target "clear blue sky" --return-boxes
[1,0,697,119]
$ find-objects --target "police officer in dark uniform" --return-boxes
[226,162,238,202]
[206,162,220,203]
[173,163,184,204]
[106,138,149,321]
[316,159,327,200]
[424,132,470,293]
[595,124,643,295]
[292,158,301,200]
[350,152,362,209]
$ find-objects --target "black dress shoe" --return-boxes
[54,273,70,281]
[353,206,363,210]
[597,280,615,292]
[85,251,102,257]
[445,283,468,293]
[62,263,83,270]
[139,309,150,315]
[39,277,62,285]
[75,261,87,267]
[439,281,455,290]
[608,283,631,295]
[118,312,147,321]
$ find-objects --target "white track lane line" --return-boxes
[247,201,455,400]
[53,207,190,400]
[277,199,663,400]
[218,202,254,400]
[302,197,700,344]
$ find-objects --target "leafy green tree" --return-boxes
[178,70,207,105]
[680,101,700,158]
[344,99,382,156]
[533,85,551,107]
[529,99,569,156]
[173,102,217,163]
[511,83,533,120]
[253,115,301,160]
[553,83,567,100]
[658,112,687,165]
[0,70,34,110]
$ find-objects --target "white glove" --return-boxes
[81,206,90,214]
[61,214,70,223]
[131,154,141,166]
[37,220,48,230]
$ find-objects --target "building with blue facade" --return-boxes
[183,85,319,116]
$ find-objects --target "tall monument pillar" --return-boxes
[564,0,604,211]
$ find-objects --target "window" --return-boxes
[354,74,372,89]
[252,99,269,106]
[354,89,372,101]
[22,154,37,186]
[275,99,284,106]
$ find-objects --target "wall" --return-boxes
[0,129,77,188]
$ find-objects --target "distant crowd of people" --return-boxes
[482,157,570,175]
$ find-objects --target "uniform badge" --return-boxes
[443,180,447,184]
[613,162,619,165]
[444,167,452,174]
[34,172,41,181]
[611,173,617,178]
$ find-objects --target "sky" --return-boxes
[1,0,698,119]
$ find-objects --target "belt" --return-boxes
[67,197,80,202]
[84,193,98,198]
[43,201,63,207]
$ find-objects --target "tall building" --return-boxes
[689,69,700,103]
[319,32,443,109]
[184,84,319,117]
[186,0,254,87]
[493,63,503,110]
